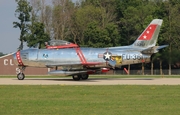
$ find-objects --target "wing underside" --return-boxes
[46,62,107,76]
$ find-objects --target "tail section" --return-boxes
[132,19,163,48]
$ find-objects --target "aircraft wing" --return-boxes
[46,62,102,67]
[48,70,93,76]
[48,67,109,76]
[46,61,107,76]
[46,62,81,67]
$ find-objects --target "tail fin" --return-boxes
[132,19,163,48]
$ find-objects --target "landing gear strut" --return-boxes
[72,74,89,81]
[17,66,26,80]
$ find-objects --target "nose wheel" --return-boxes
[17,73,25,80]
[17,66,26,80]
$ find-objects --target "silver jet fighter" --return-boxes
[13,19,167,80]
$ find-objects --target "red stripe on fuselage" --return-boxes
[75,47,87,64]
[75,48,101,66]
[16,51,24,66]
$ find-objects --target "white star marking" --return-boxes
[104,52,111,60]
[147,31,149,34]
[150,27,152,29]
[143,35,147,39]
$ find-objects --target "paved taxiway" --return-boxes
[0,78,180,85]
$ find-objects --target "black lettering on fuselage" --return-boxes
[133,54,136,60]
[137,55,141,60]
[122,54,126,60]
[122,54,144,60]
[126,54,130,60]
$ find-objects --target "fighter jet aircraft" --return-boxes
[13,19,167,80]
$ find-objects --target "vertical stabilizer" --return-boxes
[132,19,163,48]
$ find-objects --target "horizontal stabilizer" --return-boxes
[141,45,168,54]
[156,45,168,50]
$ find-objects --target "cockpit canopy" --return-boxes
[45,40,78,49]
[46,40,71,46]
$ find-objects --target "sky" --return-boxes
[0,0,22,54]
[0,0,78,54]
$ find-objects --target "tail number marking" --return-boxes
[134,41,145,47]
[122,54,147,60]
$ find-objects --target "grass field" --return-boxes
[0,85,180,115]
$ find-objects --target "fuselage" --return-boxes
[13,47,151,68]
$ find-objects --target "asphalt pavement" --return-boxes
[0,78,180,85]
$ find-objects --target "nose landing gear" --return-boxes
[17,73,25,80]
[17,66,26,80]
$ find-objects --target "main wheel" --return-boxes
[81,74,89,80]
[17,73,25,80]
[72,75,81,81]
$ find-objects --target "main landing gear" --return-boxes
[72,74,89,81]
[17,66,26,80]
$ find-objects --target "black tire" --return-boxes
[72,75,81,81]
[81,74,89,80]
[17,73,25,80]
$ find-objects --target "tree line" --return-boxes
[13,0,180,74]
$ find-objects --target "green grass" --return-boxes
[0,85,180,115]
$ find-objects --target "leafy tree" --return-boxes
[0,52,5,57]
[82,0,117,28]
[13,0,32,50]
[52,0,75,40]
[14,0,50,49]
[26,22,50,48]
[84,22,111,47]
[115,0,156,45]
[71,0,119,47]
[73,5,102,45]
[30,0,53,38]
[84,22,119,47]
[153,0,180,74]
